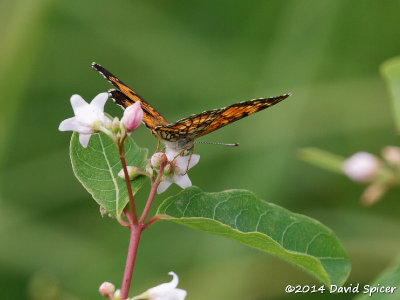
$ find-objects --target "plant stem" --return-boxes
[143,214,170,230]
[119,156,166,300]
[139,162,165,224]
[118,144,138,225]
[120,225,142,300]
[105,291,115,300]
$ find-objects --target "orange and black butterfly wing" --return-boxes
[92,62,168,129]
[154,94,290,141]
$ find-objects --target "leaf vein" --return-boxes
[305,232,324,254]
[212,195,231,219]
[75,172,114,182]
[99,135,120,214]
[74,150,110,172]
[280,221,301,246]
[255,210,271,232]
[234,209,247,230]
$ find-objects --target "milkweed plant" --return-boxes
[58,64,351,299]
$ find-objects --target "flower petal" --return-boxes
[174,156,189,174]
[173,174,192,189]
[157,181,172,194]
[133,272,186,300]
[188,154,200,169]
[147,272,180,295]
[79,133,92,148]
[165,147,180,161]
[70,94,89,116]
[167,272,179,288]
[58,117,78,131]
[90,92,108,111]
[167,288,187,300]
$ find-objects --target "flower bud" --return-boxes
[163,163,175,178]
[146,163,154,177]
[114,289,121,300]
[151,152,168,169]
[105,119,113,130]
[121,101,143,132]
[361,183,386,206]
[112,117,120,133]
[118,166,142,180]
[382,146,400,165]
[99,282,115,297]
[342,152,380,182]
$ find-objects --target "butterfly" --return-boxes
[92,62,290,153]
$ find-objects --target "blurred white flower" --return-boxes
[382,146,400,165]
[99,281,115,297]
[58,93,109,147]
[342,152,379,182]
[157,147,200,194]
[132,272,186,300]
[121,101,143,132]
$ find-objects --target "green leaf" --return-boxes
[298,147,346,174]
[70,132,148,217]
[157,187,350,286]
[354,253,400,300]
[381,56,400,133]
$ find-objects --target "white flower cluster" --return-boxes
[150,148,200,194]
[60,93,200,194]
[59,93,143,148]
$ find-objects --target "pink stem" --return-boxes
[139,162,166,225]
[143,215,170,230]
[118,144,138,225]
[120,225,142,300]
[117,215,131,228]
[119,159,167,300]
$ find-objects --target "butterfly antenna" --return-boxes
[195,141,239,147]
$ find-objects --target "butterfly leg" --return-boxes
[154,140,160,153]
[172,148,188,161]
[184,146,194,175]
[170,145,194,175]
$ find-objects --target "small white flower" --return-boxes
[58,93,109,147]
[132,272,186,300]
[342,152,380,182]
[157,147,200,194]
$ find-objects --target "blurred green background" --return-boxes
[1,0,400,299]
